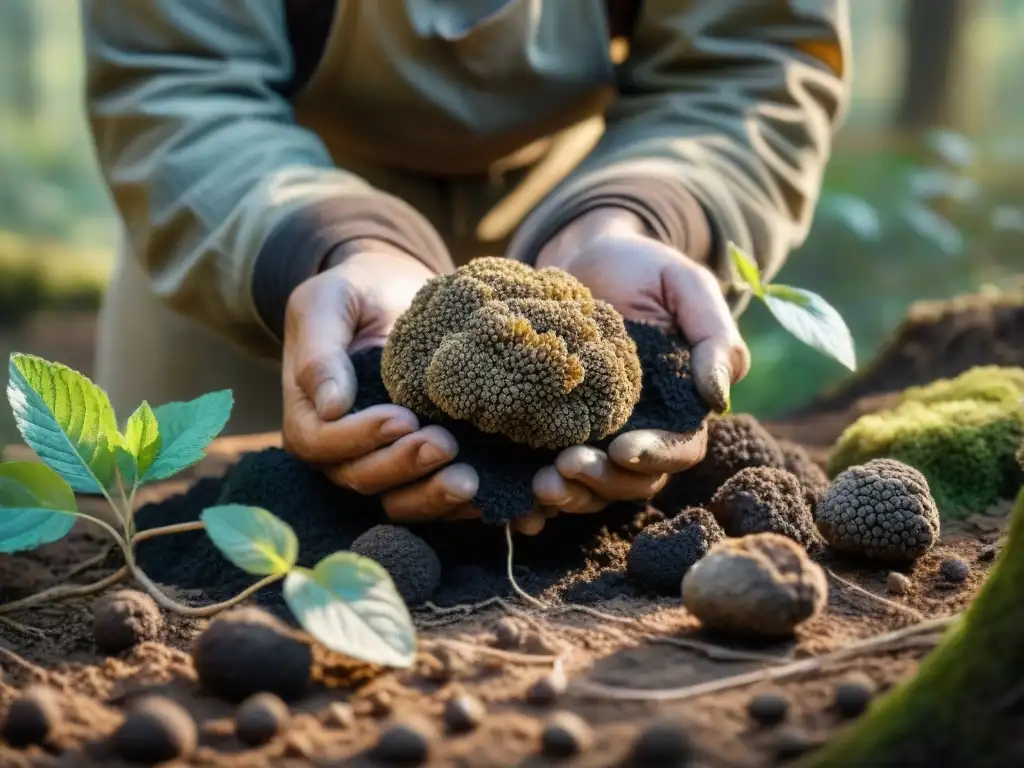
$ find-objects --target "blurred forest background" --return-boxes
[0,0,1022,443]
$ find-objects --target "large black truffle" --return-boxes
[626,507,725,594]
[709,467,825,552]
[191,607,312,702]
[93,589,163,654]
[111,696,197,765]
[814,458,940,562]
[1,685,61,748]
[350,525,442,605]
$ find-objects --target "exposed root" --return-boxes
[422,637,562,666]
[646,635,791,665]
[505,524,548,610]
[0,614,47,640]
[62,544,116,582]
[0,644,47,679]
[0,566,129,615]
[826,568,925,622]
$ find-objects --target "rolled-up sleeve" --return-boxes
[509,0,851,310]
[83,0,453,359]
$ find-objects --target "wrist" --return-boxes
[535,207,648,270]
[322,238,424,272]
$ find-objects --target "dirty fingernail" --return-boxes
[710,366,732,413]
[418,442,450,467]
[314,380,339,417]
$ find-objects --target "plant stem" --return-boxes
[127,564,282,617]
[133,521,205,542]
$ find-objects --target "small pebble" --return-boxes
[834,678,874,719]
[628,719,694,767]
[444,694,485,734]
[541,711,593,759]
[93,589,163,654]
[112,696,197,765]
[886,571,911,596]
[527,667,567,705]
[493,617,524,649]
[977,543,999,561]
[939,557,970,583]
[1,685,61,748]
[747,692,789,727]
[235,692,290,746]
[326,702,356,729]
[373,719,434,765]
[773,727,816,762]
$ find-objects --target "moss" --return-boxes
[828,366,1024,518]
[798,488,1024,767]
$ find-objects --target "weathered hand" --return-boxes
[281,241,479,523]
[522,207,750,532]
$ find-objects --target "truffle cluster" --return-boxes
[381,257,643,450]
[815,458,940,561]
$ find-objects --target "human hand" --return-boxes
[281,241,479,523]
[522,207,751,532]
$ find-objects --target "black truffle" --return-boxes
[444,694,485,734]
[373,718,434,765]
[626,507,725,594]
[833,678,874,719]
[235,693,290,746]
[111,696,197,765]
[814,459,940,562]
[191,607,312,702]
[627,719,694,767]
[1,685,61,748]
[350,525,442,605]
[939,557,970,583]
[527,667,567,705]
[777,438,830,509]
[747,691,789,727]
[773,727,818,761]
[93,589,163,654]
[540,711,593,758]
[710,467,825,552]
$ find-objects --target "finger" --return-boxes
[512,514,548,536]
[325,425,458,495]
[284,403,419,464]
[607,425,709,475]
[690,338,750,414]
[532,466,607,514]
[441,504,482,522]
[382,463,479,523]
[555,445,669,501]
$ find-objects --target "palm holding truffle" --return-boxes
[282,241,478,521]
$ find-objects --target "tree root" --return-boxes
[826,568,925,622]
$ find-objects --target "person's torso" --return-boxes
[283,0,640,175]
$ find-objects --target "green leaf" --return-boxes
[0,462,80,552]
[6,354,120,493]
[142,390,233,482]
[116,402,161,487]
[763,284,857,371]
[201,504,298,576]
[283,553,416,668]
[728,242,764,298]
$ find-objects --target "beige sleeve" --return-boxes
[508,0,852,309]
[82,0,452,360]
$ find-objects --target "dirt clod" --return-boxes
[747,692,789,727]
[627,719,694,767]
[373,718,434,765]
[191,607,312,702]
[326,702,356,729]
[834,678,875,719]
[626,507,725,594]
[540,711,593,758]
[527,667,567,705]
[235,693,290,746]
[682,533,828,637]
[492,617,524,649]
[886,571,911,596]
[92,589,163,654]
[350,525,442,605]
[111,695,197,765]
[1,685,61,748]
[939,557,970,583]
[444,694,486,734]
[978,543,1000,561]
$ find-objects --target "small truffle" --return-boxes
[773,727,818,761]
[444,694,485,734]
[777,438,830,509]
[815,459,940,562]
[93,589,163,654]
[626,507,725,594]
[541,711,593,758]
[350,525,442,605]
[373,718,434,765]
[527,667,567,705]
[834,678,874,719]
[627,720,694,767]
[191,607,312,702]
[939,557,970,583]
[112,696,197,765]
[1,685,61,748]
[747,692,789,727]
[682,533,828,637]
[887,571,911,596]
[710,467,824,552]
[235,693,290,746]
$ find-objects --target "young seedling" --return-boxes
[728,242,857,372]
[0,353,416,669]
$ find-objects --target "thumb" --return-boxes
[691,339,747,414]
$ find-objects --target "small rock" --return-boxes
[834,677,874,719]
[747,692,789,727]
[373,718,434,765]
[939,557,970,583]
[112,696,197,765]
[444,694,485,734]
[541,711,593,759]
[93,590,163,654]
[886,571,911,596]
[1,685,61,748]
[493,617,524,649]
[977,543,999,561]
[627,719,694,767]
[191,607,312,702]
[326,702,356,729]
[235,693,290,746]
[527,667,567,705]
[773,727,816,762]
